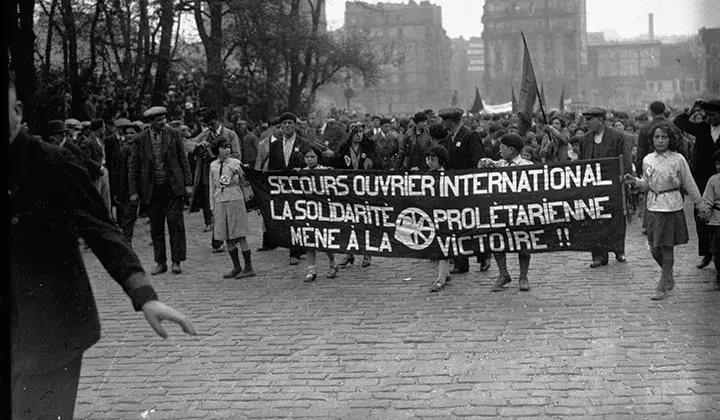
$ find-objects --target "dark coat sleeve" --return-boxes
[128,134,142,197]
[66,141,103,179]
[48,153,156,310]
[468,131,486,168]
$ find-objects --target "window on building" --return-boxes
[648,82,655,91]
[711,44,719,56]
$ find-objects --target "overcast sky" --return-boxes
[325,0,720,39]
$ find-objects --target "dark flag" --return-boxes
[518,32,541,131]
[511,85,518,112]
[469,87,484,114]
[559,84,565,111]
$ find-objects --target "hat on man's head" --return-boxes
[114,118,132,128]
[45,120,67,135]
[380,117,392,125]
[371,115,382,121]
[278,112,298,124]
[203,109,219,124]
[412,112,428,123]
[582,107,607,119]
[64,118,82,131]
[81,121,92,129]
[500,133,524,152]
[649,101,666,115]
[168,120,184,128]
[423,109,435,116]
[89,118,105,130]
[701,99,720,112]
[438,107,464,120]
[143,106,167,119]
[237,119,248,125]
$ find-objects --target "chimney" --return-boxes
[648,13,654,41]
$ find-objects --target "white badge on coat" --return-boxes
[455,142,461,148]
[344,155,351,166]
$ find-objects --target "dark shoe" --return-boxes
[450,267,468,275]
[697,255,712,269]
[151,264,168,275]
[338,255,355,267]
[235,268,256,279]
[518,277,531,291]
[361,257,371,267]
[326,266,339,279]
[479,260,492,272]
[429,277,447,292]
[203,224,213,232]
[615,253,626,263]
[304,272,317,283]
[589,258,608,268]
[491,274,512,292]
[171,262,182,274]
[223,267,242,279]
[289,257,299,265]
[650,290,667,300]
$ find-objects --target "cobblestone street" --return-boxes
[75,204,720,419]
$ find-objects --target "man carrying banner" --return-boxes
[579,107,633,268]
[478,133,535,292]
[438,106,491,274]
[267,112,310,265]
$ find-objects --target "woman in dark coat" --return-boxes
[332,122,380,268]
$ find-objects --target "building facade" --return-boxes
[344,0,452,115]
[699,27,720,95]
[481,0,587,105]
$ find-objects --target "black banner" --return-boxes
[245,158,626,259]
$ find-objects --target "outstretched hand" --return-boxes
[621,173,636,185]
[142,300,197,339]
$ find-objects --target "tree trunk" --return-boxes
[194,0,225,113]
[42,0,57,81]
[10,0,38,131]
[151,0,175,105]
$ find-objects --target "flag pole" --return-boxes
[521,32,548,125]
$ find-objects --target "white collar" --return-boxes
[214,125,222,136]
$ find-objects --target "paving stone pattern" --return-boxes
[75,203,720,419]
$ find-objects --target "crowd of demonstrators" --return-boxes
[20,75,720,299]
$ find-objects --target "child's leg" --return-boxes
[438,259,450,280]
[307,248,317,274]
[650,245,663,267]
[518,253,531,279]
[223,239,242,278]
[236,236,255,277]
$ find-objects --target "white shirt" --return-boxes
[593,129,604,145]
[283,134,296,166]
[711,124,720,143]
[638,151,702,212]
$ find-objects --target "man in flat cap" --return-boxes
[438,106,491,274]
[82,118,112,215]
[674,98,720,269]
[373,117,399,170]
[396,111,432,171]
[579,107,633,268]
[129,106,193,275]
[267,111,310,265]
[106,118,141,244]
[64,118,83,145]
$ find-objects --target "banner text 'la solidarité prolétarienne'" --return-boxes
[245,158,625,259]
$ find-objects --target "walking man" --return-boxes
[129,106,193,274]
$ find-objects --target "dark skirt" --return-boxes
[646,210,689,247]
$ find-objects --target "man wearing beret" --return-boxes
[10,75,196,420]
[674,98,720,269]
[396,111,432,171]
[579,107,632,268]
[129,106,194,275]
[438,106,491,274]
[268,112,310,264]
[82,118,113,215]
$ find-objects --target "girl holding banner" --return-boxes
[299,146,339,282]
[333,122,379,268]
[624,121,703,301]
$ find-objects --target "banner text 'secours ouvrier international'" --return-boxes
[245,158,626,260]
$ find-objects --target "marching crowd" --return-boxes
[8,67,720,419]
[25,94,720,300]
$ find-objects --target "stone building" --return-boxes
[344,0,452,115]
[481,0,587,105]
[699,27,720,95]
